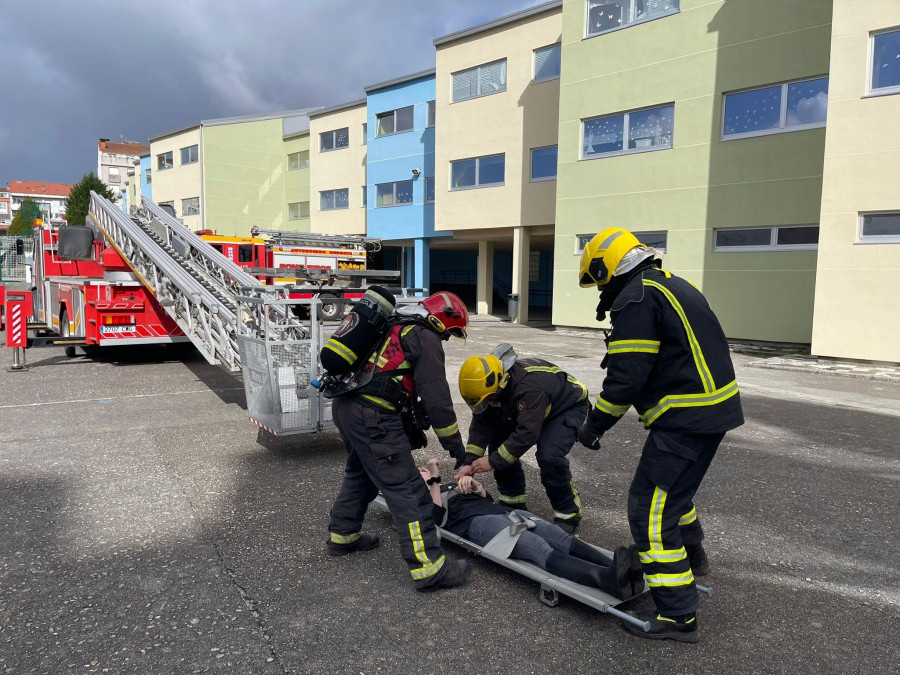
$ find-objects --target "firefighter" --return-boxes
[576,227,744,642]
[327,292,473,592]
[456,352,589,533]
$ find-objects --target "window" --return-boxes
[362,123,367,145]
[575,230,668,254]
[287,150,309,171]
[108,167,120,183]
[157,151,173,170]
[320,188,349,211]
[452,59,507,102]
[376,180,414,207]
[180,144,199,165]
[288,201,310,220]
[362,186,367,208]
[582,104,674,158]
[238,245,254,263]
[587,0,679,37]
[723,77,828,139]
[425,177,435,203]
[427,100,436,127]
[451,154,505,189]
[534,44,561,83]
[529,251,540,282]
[859,213,900,243]
[159,200,175,214]
[320,127,349,152]
[182,197,200,216]
[871,28,900,94]
[145,168,152,184]
[714,225,819,251]
[376,106,414,136]
[531,146,558,181]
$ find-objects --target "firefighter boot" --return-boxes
[623,611,699,643]
[416,560,473,593]
[327,533,381,557]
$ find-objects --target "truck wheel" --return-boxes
[60,309,76,357]
[318,294,341,320]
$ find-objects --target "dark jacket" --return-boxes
[585,267,744,437]
[465,359,589,471]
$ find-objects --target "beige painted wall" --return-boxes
[309,104,367,235]
[150,127,203,230]
[284,133,311,233]
[435,5,561,234]
[812,0,900,362]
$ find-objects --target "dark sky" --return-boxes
[0,0,543,186]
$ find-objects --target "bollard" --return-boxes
[5,290,31,372]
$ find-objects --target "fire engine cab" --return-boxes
[198,228,378,319]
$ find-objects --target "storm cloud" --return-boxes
[0,0,542,184]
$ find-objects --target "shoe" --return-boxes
[611,546,636,601]
[628,545,645,597]
[416,560,473,593]
[687,544,710,576]
[622,611,699,643]
[554,520,579,535]
[327,533,380,557]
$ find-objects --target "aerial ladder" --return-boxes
[88,192,328,434]
[249,226,382,252]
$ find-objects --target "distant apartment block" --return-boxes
[0,187,10,228]
[6,180,72,224]
[97,139,149,203]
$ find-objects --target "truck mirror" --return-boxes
[15,239,25,255]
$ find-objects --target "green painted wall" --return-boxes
[284,134,311,233]
[553,0,831,343]
[202,119,291,237]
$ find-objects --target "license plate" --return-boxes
[101,325,135,334]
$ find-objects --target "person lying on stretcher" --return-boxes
[419,459,643,600]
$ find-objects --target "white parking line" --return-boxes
[0,387,245,410]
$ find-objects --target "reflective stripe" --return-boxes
[598,230,623,250]
[360,394,398,411]
[661,270,672,279]
[679,507,697,526]
[639,547,687,564]
[497,444,517,464]
[410,554,446,581]
[645,570,695,588]
[567,375,588,402]
[524,365,562,374]
[648,487,667,552]
[330,532,362,545]
[371,291,395,313]
[571,481,583,517]
[544,404,552,419]
[434,422,459,438]
[643,279,715,394]
[401,325,415,337]
[465,444,486,457]
[608,339,660,355]
[554,510,579,520]
[640,379,740,427]
[323,340,356,365]
[595,396,630,417]
[499,493,527,505]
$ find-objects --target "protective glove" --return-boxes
[577,424,602,451]
[449,444,466,471]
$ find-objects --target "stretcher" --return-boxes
[371,495,712,632]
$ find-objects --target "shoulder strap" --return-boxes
[439,488,456,528]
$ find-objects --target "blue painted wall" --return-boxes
[140,154,152,201]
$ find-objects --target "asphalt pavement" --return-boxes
[0,321,898,674]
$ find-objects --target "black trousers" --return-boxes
[493,401,589,524]
[628,429,725,616]
[328,396,446,585]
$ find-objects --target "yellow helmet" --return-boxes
[459,355,506,414]
[579,228,644,288]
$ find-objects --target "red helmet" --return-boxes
[420,292,469,342]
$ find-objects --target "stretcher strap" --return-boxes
[481,511,537,560]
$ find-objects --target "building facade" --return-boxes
[364,69,444,289]
[0,187,10,229]
[148,109,315,234]
[308,100,368,236]
[97,139,149,203]
[434,1,562,322]
[811,0,900,362]
[7,180,71,224]
[554,0,832,342]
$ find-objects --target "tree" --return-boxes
[64,172,116,229]
[7,198,43,235]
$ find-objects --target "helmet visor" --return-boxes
[463,393,493,414]
[448,326,467,344]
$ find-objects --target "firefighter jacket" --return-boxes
[358,324,465,456]
[585,267,744,437]
[465,359,589,471]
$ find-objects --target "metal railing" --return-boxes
[0,236,28,282]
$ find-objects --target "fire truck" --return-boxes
[22,217,186,355]
[198,227,380,319]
